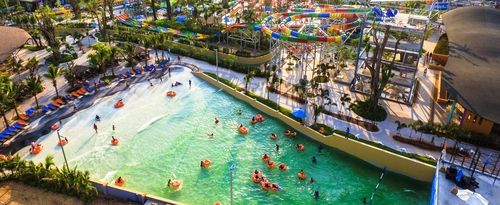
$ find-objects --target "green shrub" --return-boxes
[351,100,387,121]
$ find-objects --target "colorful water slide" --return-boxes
[259,8,371,43]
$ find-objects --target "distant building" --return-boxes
[435,7,500,136]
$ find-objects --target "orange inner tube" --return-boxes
[279,164,288,170]
[58,139,68,146]
[170,180,181,189]
[111,139,119,145]
[166,91,176,97]
[252,174,261,183]
[114,101,124,108]
[31,145,42,154]
[213,202,222,205]
[267,161,275,169]
[296,144,305,151]
[298,172,306,180]
[270,134,277,140]
[262,155,270,162]
[115,178,125,186]
[239,126,248,134]
[202,160,211,168]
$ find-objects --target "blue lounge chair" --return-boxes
[47,104,57,110]
[0,133,7,140]
[134,68,141,74]
[118,73,124,79]
[126,70,132,78]
[25,107,36,116]
[7,126,18,132]
[63,94,72,101]
[41,105,50,113]
[13,123,24,129]
[2,130,14,136]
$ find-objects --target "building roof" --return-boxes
[0,26,32,63]
[441,7,500,124]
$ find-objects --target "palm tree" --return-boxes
[166,0,173,19]
[142,36,153,66]
[25,57,40,76]
[413,120,425,141]
[44,64,63,98]
[150,0,158,21]
[244,70,256,91]
[340,93,351,113]
[395,120,407,136]
[109,46,122,76]
[312,103,324,126]
[0,78,11,127]
[4,56,24,75]
[5,81,22,119]
[63,67,78,89]
[26,75,43,108]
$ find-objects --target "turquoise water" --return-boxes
[25,68,430,204]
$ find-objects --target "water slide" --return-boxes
[259,8,371,43]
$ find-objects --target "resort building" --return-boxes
[434,7,500,136]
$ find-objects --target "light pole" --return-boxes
[56,129,70,170]
[229,163,236,205]
[215,47,219,82]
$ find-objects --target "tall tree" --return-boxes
[25,75,43,109]
[43,64,64,98]
[244,70,255,91]
[0,75,12,127]
[84,0,107,40]
[68,0,82,19]
[24,57,40,76]
[88,42,111,75]
[34,6,61,61]
[165,0,172,19]
[5,80,22,119]
[150,0,158,21]
[365,24,393,112]
[4,56,24,75]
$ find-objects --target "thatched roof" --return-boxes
[442,7,500,123]
[0,26,32,63]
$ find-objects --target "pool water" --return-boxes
[24,68,430,204]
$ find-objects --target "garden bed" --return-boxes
[321,109,380,132]
[393,134,470,157]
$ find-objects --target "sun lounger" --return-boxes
[50,101,60,108]
[134,67,141,74]
[0,133,7,140]
[7,126,18,132]
[47,104,58,110]
[126,70,132,78]
[118,73,124,79]
[129,68,135,75]
[71,91,80,97]
[56,98,65,105]
[41,105,50,113]
[17,119,28,126]
[77,88,86,95]
[13,123,24,129]
[25,107,36,116]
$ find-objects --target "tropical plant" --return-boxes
[0,75,12,127]
[25,57,40,76]
[244,70,256,90]
[25,75,43,108]
[43,64,63,98]
[312,103,324,126]
[165,0,173,19]
[88,42,111,76]
[83,0,107,39]
[34,6,62,61]
[3,56,24,74]
[4,79,22,119]
[0,155,98,202]
[340,93,351,112]
[68,0,81,19]
[395,120,407,136]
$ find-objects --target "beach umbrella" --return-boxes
[292,108,307,119]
